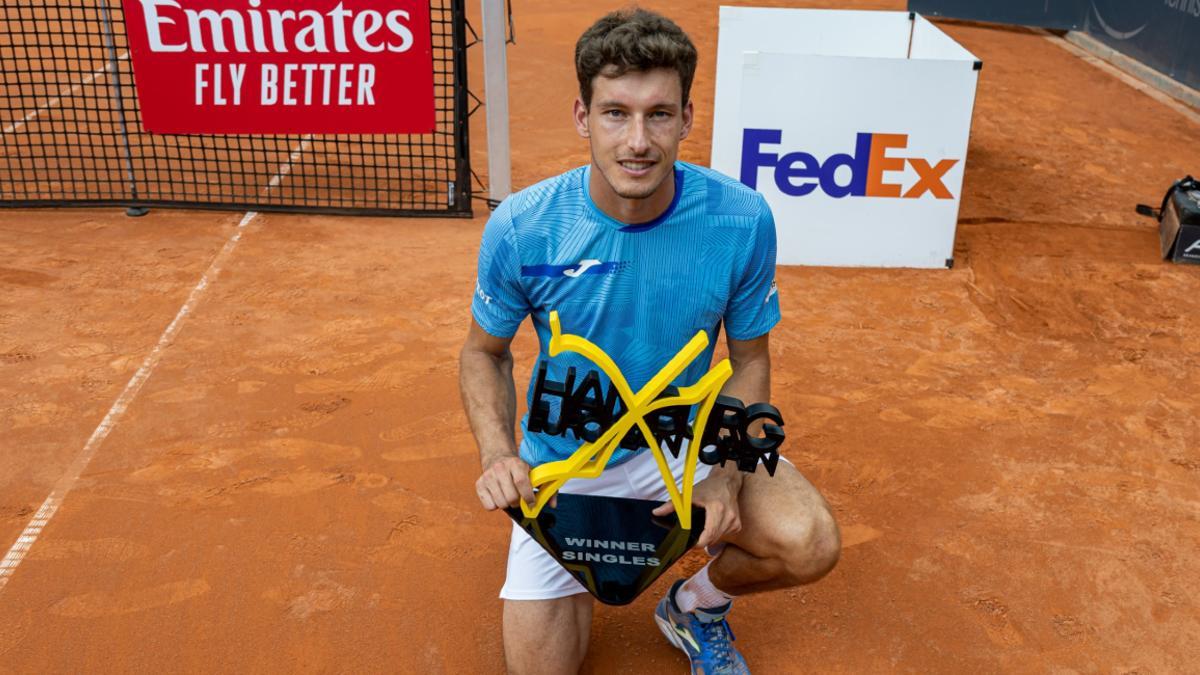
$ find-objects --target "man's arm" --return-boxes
[719,332,772,426]
[654,332,772,548]
[460,319,536,510]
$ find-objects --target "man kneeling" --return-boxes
[460,9,840,673]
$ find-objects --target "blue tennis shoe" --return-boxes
[654,579,750,674]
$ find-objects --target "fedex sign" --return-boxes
[710,10,981,267]
[739,129,959,200]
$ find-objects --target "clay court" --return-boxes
[2,0,1200,671]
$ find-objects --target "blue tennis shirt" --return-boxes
[472,161,781,469]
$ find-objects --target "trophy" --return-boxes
[505,311,784,605]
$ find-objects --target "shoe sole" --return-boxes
[655,612,689,654]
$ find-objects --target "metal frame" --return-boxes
[481,0,512,204]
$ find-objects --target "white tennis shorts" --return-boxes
[500,444,714,601]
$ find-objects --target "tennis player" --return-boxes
[460,9,840,674]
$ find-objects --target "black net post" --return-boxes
[451,0,472,211]
[97,0,145,216]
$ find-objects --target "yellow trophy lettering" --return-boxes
[521,311,732,531]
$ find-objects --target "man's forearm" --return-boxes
[720,351,770,412]
[703,350,771,488]
[459,347,520,466]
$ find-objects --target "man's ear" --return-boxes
[680,99,694,141]
[573,98,590,139]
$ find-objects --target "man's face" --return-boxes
[575,67,693,203]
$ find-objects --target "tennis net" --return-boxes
[0,0,473,216]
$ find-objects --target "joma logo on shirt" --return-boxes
[564,259,602,277]
[521,259,628,278]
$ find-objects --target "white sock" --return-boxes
[675,562,734,614]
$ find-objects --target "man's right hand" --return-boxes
[475,454,537,511]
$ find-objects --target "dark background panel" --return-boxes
[909,0,1089,30]
[910,0,1200,91]
[1083,0,1200,90]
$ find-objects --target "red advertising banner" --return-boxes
[121,0,436,134]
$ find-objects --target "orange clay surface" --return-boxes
[3,1,1200,672]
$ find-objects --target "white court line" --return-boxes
[270,135,314,188]
[1,51,129,136]
[0,135,312,592]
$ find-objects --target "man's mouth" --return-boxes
[618,159,656,176]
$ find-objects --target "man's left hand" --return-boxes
[652,471,743,549]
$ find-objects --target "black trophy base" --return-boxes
[506,493,705,606]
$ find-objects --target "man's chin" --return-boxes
[612,173,669,201]
[592,160,673,202]
[613,185,660,200]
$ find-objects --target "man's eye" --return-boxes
[605,110,625,118]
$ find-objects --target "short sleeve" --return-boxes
[724,196,782,340]
[471,200,530,337]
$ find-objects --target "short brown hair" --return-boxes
[574,8,698,108]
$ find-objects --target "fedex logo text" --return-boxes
[740,129,959,200]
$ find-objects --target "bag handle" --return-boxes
[1137,175,1199,220]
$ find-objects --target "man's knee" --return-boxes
[503,596,591,674]
[771,504,841,586]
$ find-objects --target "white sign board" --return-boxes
[711,8,981,268]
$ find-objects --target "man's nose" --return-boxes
[626,116,651,155]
